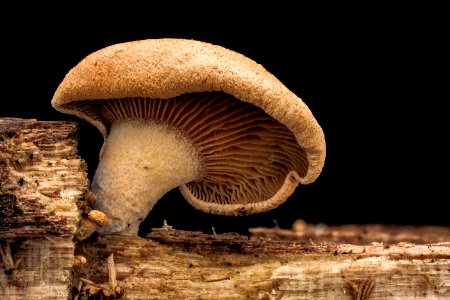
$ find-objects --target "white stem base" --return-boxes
[91,120,200,235]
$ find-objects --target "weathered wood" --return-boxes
[0,118,89,299]
[73,224,450,300]
[1,117,450,300]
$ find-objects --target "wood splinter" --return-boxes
[107,253,117,292]
[0,242,24,288]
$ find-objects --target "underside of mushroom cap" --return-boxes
[59,93,310,215]
[51,38,326,186]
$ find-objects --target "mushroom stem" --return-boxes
[91,120,200,236]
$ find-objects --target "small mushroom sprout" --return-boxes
[52,39,326,236]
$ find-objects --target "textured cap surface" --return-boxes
[52,38,325,184]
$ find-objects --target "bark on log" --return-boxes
[0,118,89,299]
[1,118,449,300]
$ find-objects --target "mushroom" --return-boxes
[51,38,326,236]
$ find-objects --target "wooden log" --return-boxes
[73,224,450,299]
[1,117,449,299]
[0,118,89,299]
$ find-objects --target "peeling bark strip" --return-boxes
[0,118,89,299]
[74,226,450,300]
[251,221,450,245]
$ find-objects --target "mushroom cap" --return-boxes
[51,38,326,215]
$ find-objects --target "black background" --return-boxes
[1,7,447,235]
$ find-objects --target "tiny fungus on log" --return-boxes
[51,38,326,236]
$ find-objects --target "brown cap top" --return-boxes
[52,38,325,183]
[52,38,326,216]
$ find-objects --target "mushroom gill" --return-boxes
[62,92,308,233]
